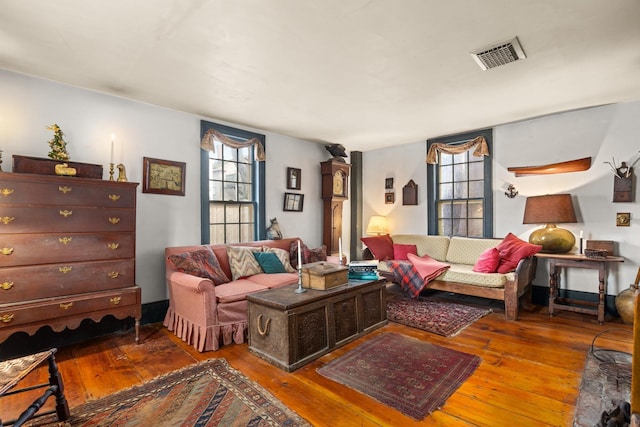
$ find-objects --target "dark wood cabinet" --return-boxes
[320,160,351,256]
[0,172,141,344]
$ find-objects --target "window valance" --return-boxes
[426,136,489,164]
[200,128,266,161]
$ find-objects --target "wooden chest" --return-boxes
[301,261,348,290]
[247,279,387,372]
[0,172,141,344]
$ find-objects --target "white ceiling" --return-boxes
[1,0,639,151]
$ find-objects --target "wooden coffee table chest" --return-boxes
[247,279,387,372]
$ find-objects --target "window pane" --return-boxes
[223,144,237,161]
[210,140,224,160]
[469,181,484,198]
[210,159,223,180]
[453,151,467,163]
[223,161,237,180]
[469,200,483,218]
[453,164,467,181]
[209,181,222,200]
[210,203,225,223]
[453,182,468,199]
[240,204,254,222]
[452,219,467,236]
[226,204,239,223]
[439,219,452,235]
[240,223,254,242]
[469,161,483,180]
[224,182,237,201]
[440,153,453,166]
[237,163,252,184]
[439,183,453,199]
[439,165,452,182]
[226,224,240,243]
[238,146,251,163]
[210,225,225,244]
[452,201,467,219]
[468,219,483,237]
[438,201,452,218]
[238,184,252,202]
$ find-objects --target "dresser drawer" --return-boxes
[0,233,135,267]
[0,177,136,208]
[0,206,135,233]
[0,287,140,329]
[0,259,135,303]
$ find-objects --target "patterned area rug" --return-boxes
[386,296,492,337]
[317,332,480,420]
[31,359,310,427]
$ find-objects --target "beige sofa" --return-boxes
[370,235,538,320]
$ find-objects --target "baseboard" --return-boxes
[530,285,618,316]
[0,300,169,360]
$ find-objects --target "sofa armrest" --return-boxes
[166,271,218,323]
[514,255,537,294]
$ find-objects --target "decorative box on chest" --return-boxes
[247,279,387,372]
[0,172,141,344]
[301,261,348,290]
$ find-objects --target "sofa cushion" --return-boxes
[247,273,298,288]
[496,233,542,274]
[253,252,286,273]
[391,235,450,261]
[226,246,263,280]
[290,241,327,269]
[262,246,296,273]
[361,234,394,260]
[445,236,501,265]
[167,247,230,285]
[215,279,269,304]
[393,243,418,260]
[439,264,515,288]
[473,247,501,273]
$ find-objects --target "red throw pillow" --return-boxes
[473,247,500,273]
[496,233,542,274]
[361,234,394,260]
[393,243,418,260]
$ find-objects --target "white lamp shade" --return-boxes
[366,215,389,235]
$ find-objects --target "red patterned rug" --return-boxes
[386,296,492,337]
[32,359,309,427]
[317,332,480,420]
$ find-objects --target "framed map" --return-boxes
[142,157,186,196]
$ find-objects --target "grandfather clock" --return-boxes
[321,159,351,256]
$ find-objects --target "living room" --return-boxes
[1,2,640,426]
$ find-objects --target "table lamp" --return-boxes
[365,215,389,235]
[523,194,577,253]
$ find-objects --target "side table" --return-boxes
[0,348,70,427]
[535,253,624,324]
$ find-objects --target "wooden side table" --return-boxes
[535,253,624,324]
[0,348,70,426]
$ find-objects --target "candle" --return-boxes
[297,240,302,268]
[338,237,342,257]
[579,230,583,239]
[110,134,115,164]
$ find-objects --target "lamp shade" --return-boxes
[523,194,577,224]
[365,215,389,235]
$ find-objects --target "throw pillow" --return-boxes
[360,234,394,260]
[253,252,287,274]
[167,247,230,285]
[496,233,542,274]
[473,247,501,273]
[226,246,263,280]
[262,246,296,273]
[289,241,328,269]
[393,243,418,260]
[407,252,450,281]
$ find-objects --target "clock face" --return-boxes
[333,171,344,196]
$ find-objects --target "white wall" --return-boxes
[0,69,327,303]
[363,100,640,296]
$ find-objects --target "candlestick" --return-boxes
[294,239,306,293]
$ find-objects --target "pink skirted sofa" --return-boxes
[164,237,332,352]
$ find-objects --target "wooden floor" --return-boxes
[2,294,633,427]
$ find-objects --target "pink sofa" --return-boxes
[163,238,303,352]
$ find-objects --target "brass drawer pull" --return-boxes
[0,216,14,225]
[110,296,121,305]
[59,266,73,274]
[1,188,14,197]
[59,210,73,217]
[108,242,120,250]
[59,302,73,310]
[0,314,14,323]
[108,271,119,279]
[256,314,271,336]
[109,194,121,202]
[108,217,121,224]
[1,248,14,255]
[1,281,14,290]
[59,237,72,245]
[58,186,72,194]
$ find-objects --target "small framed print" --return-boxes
[142,157,186,196]
[385,178,394,189]
[287,167,301,190]
[385,192,395,204]
[283,192,304,212]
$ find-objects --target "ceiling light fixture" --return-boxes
[471,36,526,70]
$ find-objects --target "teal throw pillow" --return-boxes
[253,252,286,274]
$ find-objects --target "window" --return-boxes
[427,129,493,237]
[200,121,265,244]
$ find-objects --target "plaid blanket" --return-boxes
[390,261,426,298]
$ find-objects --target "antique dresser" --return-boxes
[0,172,141,344]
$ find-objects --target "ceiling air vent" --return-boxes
[471,37,526,70]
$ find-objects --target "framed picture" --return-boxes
[283,192,304,212]
[385,178,394,189]
[287,167,301,190]
[142,157,186,196]
[385,192,395,204]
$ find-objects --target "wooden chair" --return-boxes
[0,348,70,427]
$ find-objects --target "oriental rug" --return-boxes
[386,296,492,337]
[31,358,310,427]
[317,332,480,420]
